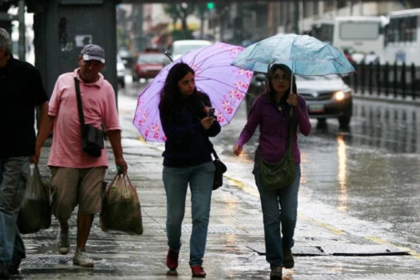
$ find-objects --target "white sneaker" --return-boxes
[73,249,94,267]
[57,229,70,255]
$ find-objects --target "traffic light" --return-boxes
[207,2,214,10]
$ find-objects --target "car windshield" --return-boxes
[295,74,341,81]
[137,54,170,64]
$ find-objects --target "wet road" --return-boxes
[125,81,420,256]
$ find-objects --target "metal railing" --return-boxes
[348,62,420,100]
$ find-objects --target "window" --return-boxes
[340,22,380,40]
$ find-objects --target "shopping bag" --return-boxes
[100,174,143,234]
[17,164,51,234]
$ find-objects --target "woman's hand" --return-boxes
[203,106,210,115]
[201,116,215,130]
[287,93,298,106]
[233,144,243,156]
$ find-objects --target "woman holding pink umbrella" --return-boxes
[159,62,220,278]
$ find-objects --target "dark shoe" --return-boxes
[166,249,179,270]
[191,265,206,278]
[270,266,282,280]
[0,262,10,279]
[8,254,22,275]
[283,248,294,268]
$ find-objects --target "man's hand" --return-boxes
[30,146,42,164]
[115,157,127,174]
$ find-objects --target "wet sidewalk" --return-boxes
[15,95,420,280]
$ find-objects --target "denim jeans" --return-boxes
[0,157,29,265]
[253,163,301,269]
[162,161,215,267]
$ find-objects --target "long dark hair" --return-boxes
[159,62,210,122]
[266,64,297,104]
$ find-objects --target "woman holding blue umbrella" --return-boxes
[233,64,311,279]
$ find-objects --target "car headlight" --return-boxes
[334,91,351,101]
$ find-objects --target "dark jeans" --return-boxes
[0,157,29,265]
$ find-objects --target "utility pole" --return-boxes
[18,0,25,60]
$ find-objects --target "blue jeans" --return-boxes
[253,163,301,269]
[0,157,29,265]
[162,162,214,267]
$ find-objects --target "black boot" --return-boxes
[283,248,294,269]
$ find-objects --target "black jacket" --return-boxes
[160,96,221,167]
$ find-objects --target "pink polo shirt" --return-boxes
[47,69,120,168]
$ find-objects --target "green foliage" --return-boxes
[164,3,197,41]
[163,3,197,31]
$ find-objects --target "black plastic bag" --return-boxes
[17,164,51,234]
[100,174,143,234]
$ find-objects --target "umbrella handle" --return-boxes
[163,50,173,62]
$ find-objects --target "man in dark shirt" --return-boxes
[0,27,49,278]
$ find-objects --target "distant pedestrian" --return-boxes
[233,64,311,279]
[158,63,221,277]
[343,49,355,64]
[35,44,128,268]
[0,27,49,278]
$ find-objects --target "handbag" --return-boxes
[258,108,296,190]
[211,147,227,191]
[74,78,104,157]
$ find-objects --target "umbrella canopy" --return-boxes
[133,42,253,142]
[232,33,355,75]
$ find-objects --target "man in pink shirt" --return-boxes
[35,44,127,267]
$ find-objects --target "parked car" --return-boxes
[170,39,212,61]
[132,52,171,81]
[246,73,353,127]
[117,55,125,88]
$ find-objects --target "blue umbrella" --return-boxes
[232,33,355,76]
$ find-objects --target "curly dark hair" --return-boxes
[159,62,211,123]
[266,64,297,104]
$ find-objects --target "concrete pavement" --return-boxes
[14,94,420,280]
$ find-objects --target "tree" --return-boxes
[164,3,197,40]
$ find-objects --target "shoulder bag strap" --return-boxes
[74,77,86,136]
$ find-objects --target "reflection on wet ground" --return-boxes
[295,99,420,252]
[312,99,420,153]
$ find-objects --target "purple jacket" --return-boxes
[236,94,311,164]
